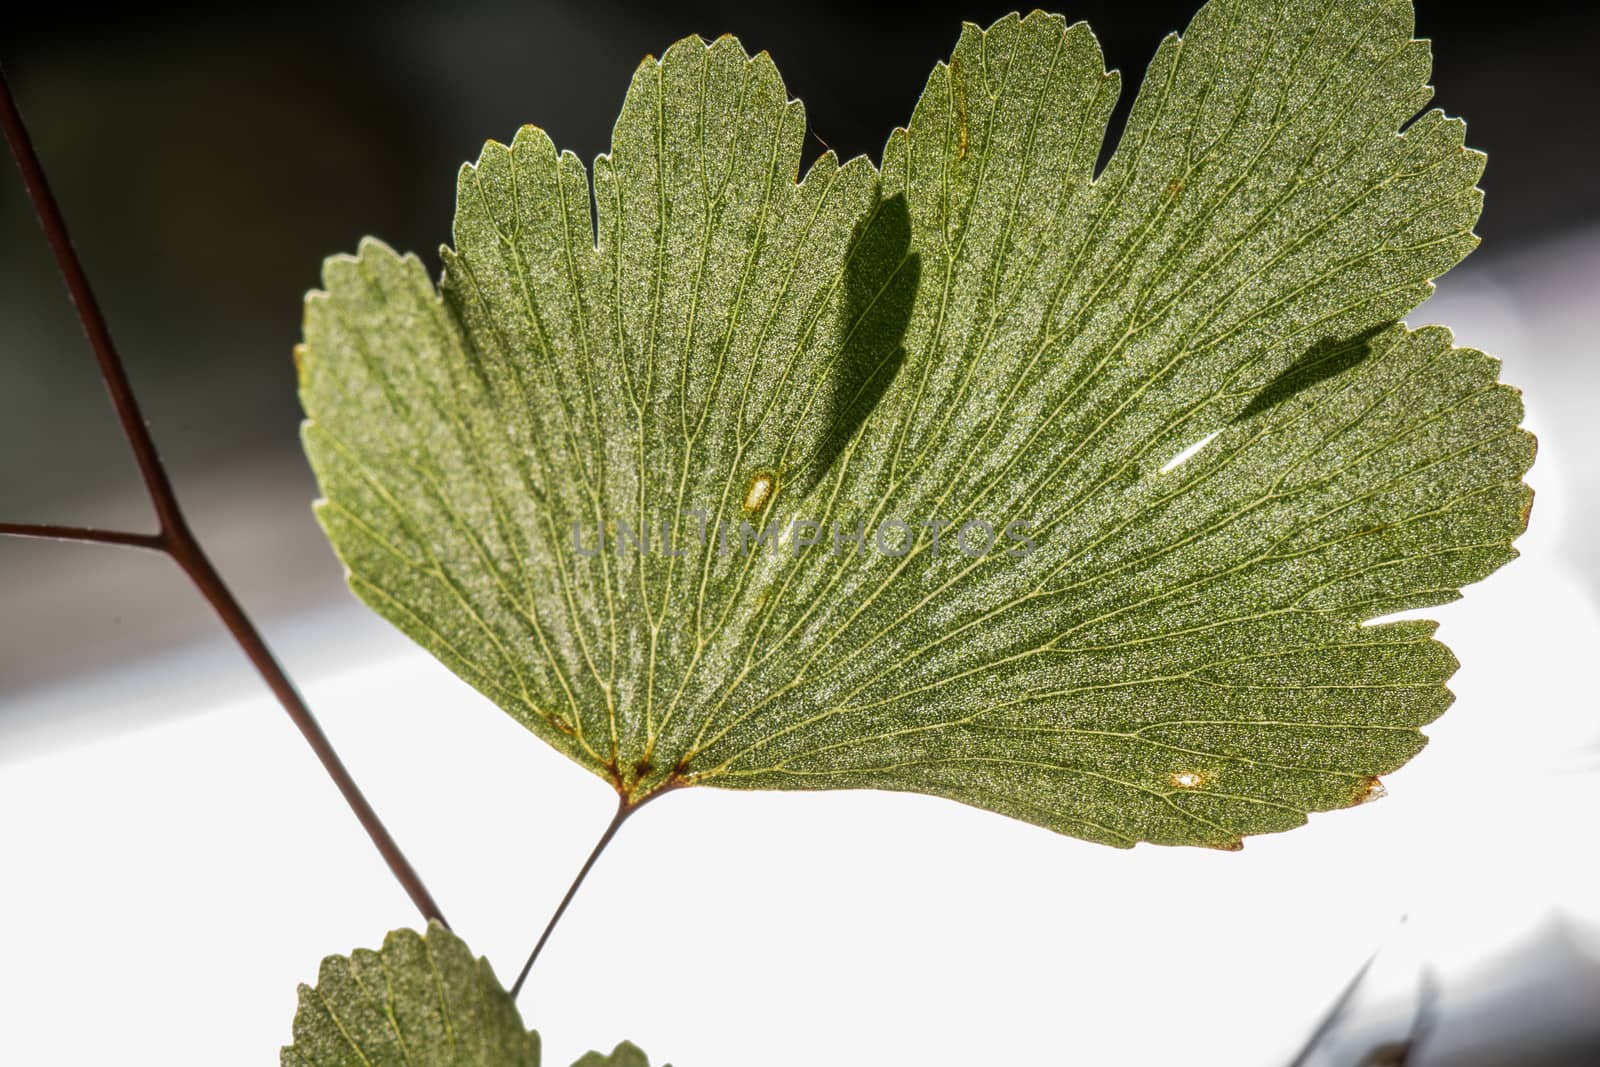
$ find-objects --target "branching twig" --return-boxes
[0,67,447,927]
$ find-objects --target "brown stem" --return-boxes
[0,66,447,926]
[509,792,651,998]
[0,522,165,550]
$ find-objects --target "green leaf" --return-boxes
[299,0,1533,849]
[571,1042,661,1067]
[281,921,538,1067]
[280,923,659,1067]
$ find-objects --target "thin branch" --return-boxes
[1397,964,1441,1064]
[0,66,448,927]
[0,522,164,550]
[0,80,182,536]
[510,794,640,998]
[1286,915,1407,1067]
[1363,964,1440,1067]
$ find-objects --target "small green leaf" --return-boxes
[281,923,660,1067]
[571,1042,662,1067]
[281,921,538,1066]
[299,1,1533,849]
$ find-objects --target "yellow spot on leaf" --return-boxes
[951,57,969,161]
[742,470,777,513]
[1169,770,1206,789]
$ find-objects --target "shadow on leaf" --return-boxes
[793,190,919,493]
[1234,323,1392,422]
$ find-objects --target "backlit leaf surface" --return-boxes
[299,0,1533,848]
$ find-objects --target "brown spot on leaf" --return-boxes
[1354,776,1387,805]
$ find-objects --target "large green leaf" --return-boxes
[299,0,1533,849]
